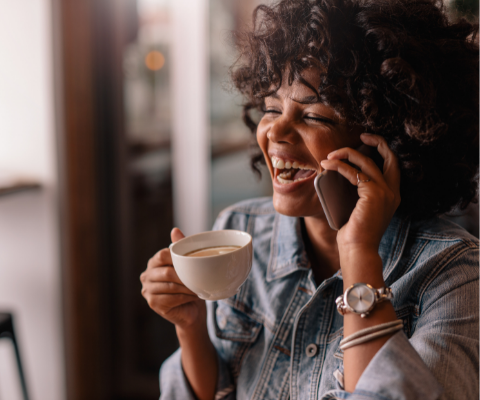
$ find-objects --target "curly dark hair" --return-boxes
[230,0,479,220]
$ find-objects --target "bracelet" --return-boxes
[340,320,403,350]
[340,320,403,346]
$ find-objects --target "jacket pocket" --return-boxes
[213,301,263,343]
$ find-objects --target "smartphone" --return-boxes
[314,145,383,230]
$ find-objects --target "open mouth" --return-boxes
[271,156,317,184]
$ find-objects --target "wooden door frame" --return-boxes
[53,0,132,398]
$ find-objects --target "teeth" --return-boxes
[277,175,311,184]
[270,156,315,171]
[279,170,292,179]
[277,175,294,184]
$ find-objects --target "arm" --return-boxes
[321,133,478,399]
[141,228,217,400]
[345,247,478,400]
[176,322,218,400]
[406,248,479,399]
[340,251,398,391]
[321,132,402,391]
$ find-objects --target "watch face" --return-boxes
[346,284,375,313]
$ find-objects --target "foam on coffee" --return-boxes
[185,245,241,257]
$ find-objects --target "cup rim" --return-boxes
[169,229,252,259]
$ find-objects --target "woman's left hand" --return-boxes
[320,133,401,255]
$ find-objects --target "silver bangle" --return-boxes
[340,325,403,350]
[340,326,402,350]
[340,319,403,347]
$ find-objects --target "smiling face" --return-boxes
[257,68,363,218]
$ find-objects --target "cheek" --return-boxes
[304,130,335,161]
[256,120,268,150]
[256,120,274,178]
[256,121,273,163]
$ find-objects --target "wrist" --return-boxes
[339,249,385,289]
[338,242,379,260]
[176,319,209,345]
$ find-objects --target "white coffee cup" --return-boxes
[169,230,253,301]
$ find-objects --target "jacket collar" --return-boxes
[266,213,310,281]
[380,214,411,284]
[266,212,411,283]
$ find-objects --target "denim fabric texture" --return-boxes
[160,197,479,400]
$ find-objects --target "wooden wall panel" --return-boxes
[56,0,177,398]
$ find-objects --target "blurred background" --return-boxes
[0,0,477,399]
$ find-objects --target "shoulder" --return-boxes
[407,216,478,274]
[404,216,478,274]
[391,216,478,334]
[395,216,478,308]
[212,197,276,231]
[409,215,479,249]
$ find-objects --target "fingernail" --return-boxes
[361,133,372,136]
[327,152,335,159]
[321,160,327,166]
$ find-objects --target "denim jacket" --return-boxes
[160,197,479,400]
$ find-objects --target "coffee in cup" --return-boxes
[185,246,241,257]
[169,230,252,300]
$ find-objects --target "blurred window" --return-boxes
[209,0,273,224]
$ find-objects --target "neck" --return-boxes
[303,215,340,284]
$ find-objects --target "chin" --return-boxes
[272,192,322,218]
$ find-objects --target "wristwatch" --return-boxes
[336,283,393,318]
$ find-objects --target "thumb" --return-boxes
[171,227,185,243]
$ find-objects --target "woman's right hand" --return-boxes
[142,228,218,400]
[140,228,206,330]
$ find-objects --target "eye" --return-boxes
[304,114,335,125]
[264,109,281,115]
[261,109,282,120]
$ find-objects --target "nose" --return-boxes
[267,115,297,144]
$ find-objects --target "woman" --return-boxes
[140,0,479,399]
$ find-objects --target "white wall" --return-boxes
[0,1,64,400]
[171,0,211,236]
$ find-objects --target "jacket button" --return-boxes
[306,343,318,357]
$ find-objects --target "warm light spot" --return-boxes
[145,51,165,71]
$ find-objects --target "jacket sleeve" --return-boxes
[321,246,479,400]
[159,209,243,399]
[159,344,235,400]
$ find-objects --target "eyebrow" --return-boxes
[267,92,320,104]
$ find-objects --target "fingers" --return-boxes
[325,133,400,190]
[358,133,400,189]
[320,158,361,187]
[143,281,196,296]
[144,292,199,316]
[141,265,184,286]
[147,292,198,308]
[171,227,185,243]
[147,248,172,269]
[141,266,198,312]
[146,228,185,270]
[325,146,382,182]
